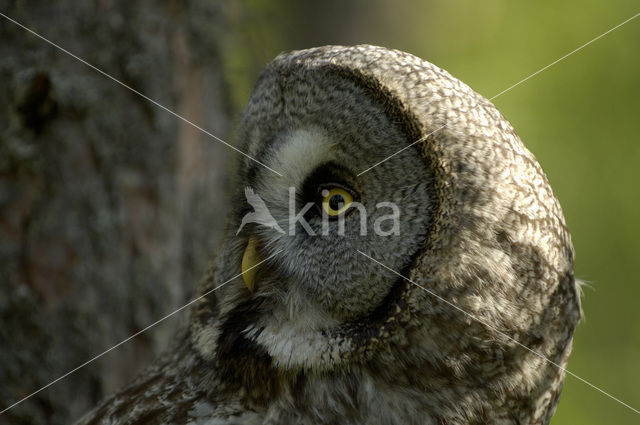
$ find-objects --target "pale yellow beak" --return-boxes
[241,236,262,292]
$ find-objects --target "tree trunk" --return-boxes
[0,1,234,423]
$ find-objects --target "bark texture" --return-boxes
[0,1,234,423]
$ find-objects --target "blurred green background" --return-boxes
[240,1,640,423]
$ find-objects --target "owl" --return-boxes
[76,45,581,425]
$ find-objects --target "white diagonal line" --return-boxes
[488,11,640,101]
[0,12,283,177]
[0,249,283,415]
[357,11,640,176]
[357,250,640,416]
[357,124,446,176]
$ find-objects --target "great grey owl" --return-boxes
[76,45,581,424]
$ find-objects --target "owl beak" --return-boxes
[241,236,262,292]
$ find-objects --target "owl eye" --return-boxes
[320,186,354,217]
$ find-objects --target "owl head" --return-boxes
[191,45,581,424]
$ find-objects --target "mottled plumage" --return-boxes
[77,45,581,425]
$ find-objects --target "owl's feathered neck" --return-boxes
[185,253,577,424]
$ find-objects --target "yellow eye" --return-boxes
[321,187,354,217]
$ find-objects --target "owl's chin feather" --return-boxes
[223,269,413,371]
